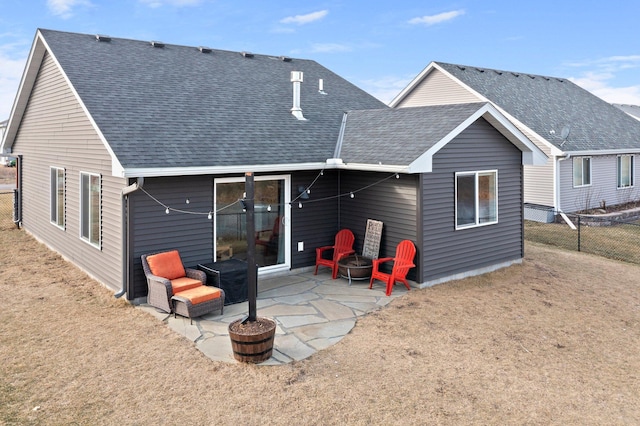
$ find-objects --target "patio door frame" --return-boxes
[214,174,291,275]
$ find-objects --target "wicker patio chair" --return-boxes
[141,250,207,313]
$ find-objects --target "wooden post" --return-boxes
[244,172,258,323]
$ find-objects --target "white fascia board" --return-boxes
[121,162,329,178]
[1,32,47,152]
[37,32,125,178]
[564,149,640,156]
[337,162,409,173]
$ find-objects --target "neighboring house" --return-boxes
[614,104,640,121]
[390,62,640,215]
[1,29,545,300]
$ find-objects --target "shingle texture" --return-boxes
[39,29,387,169]
[339,103,488,165]
[436,62,640,152]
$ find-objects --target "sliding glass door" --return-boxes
[214,175,290,271]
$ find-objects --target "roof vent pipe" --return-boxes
[291,71,307,121]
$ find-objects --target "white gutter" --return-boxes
[120,162,329,178]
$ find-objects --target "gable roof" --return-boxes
[337,102,546,173]
[3,29,386,177]
[391,61,640,154]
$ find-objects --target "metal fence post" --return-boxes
[577,216,581,252]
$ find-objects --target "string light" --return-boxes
[139,171,400,216]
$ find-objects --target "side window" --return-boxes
[50,167,65,228]
[573,157,591,187]
[617,155,634,189]
[80,172,101,248]
[456,170,498,229]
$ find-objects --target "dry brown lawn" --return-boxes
[1,201,639,424]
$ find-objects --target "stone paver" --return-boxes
[138,270,409,365]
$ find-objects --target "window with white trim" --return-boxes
[80,172,101,247]
[50,167,65,228]
[455,170,498,229]
[573,157,591,187]
[617,155,634,188]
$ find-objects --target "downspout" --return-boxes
[115,177,144,299]
[556,153,571,213]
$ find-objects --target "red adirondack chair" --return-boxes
[369,239,416,296]
[314,229,356,279]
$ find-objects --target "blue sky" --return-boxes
[1,0,640,120]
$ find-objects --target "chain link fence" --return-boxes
[525,205,640,265]
[0,191,17,229]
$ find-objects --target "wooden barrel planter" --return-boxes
[228,317,276,363]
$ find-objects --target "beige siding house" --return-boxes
[391,62,640,216]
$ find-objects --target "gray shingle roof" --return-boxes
[339,102,489,166]
[436,62,640,152]
[39,29,386,170]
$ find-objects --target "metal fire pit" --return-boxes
[337,255,373,285]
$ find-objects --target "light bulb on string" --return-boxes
[298,202,303,209]
[267,205,272,212]
[207,212,212,220]
[396,174,400,179]
[185,198,190,204]
[350,192,354,198]
[165,207,170,214]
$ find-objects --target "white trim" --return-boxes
[214,174,291,270]
[455,169,498,230]
[616,154,635,189]
[79,171,101,249]
[49,166,65,230]
[572,156,592,188]
[121,162,328,178]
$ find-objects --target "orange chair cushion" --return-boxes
[175,286,221,305]
[146,250,186,280]
[170,277,203,294]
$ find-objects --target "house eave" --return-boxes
[561,148,640,157]
[119,162,330,178]
[338,162,410,173]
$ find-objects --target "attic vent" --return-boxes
[280,56,292,62]
[511,72,520,77]
[95,34,111,42]
[528,75,536,79]
[475,68,485,73]
[493,70,502,75]
[556,78,565,83]
[199,46,212,53]
[457,66,466,70]
[241,51,254,58]
[151,41,165,48]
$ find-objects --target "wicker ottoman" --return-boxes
[171,286,225,324]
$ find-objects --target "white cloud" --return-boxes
[140,0,201,8]
[360,75,414,105]
[0,51,27,120]
[310,43,351,53]
[280,10,328,25]
[408,9,465,26]
[47,0,92,19]
[566,55,640,105]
